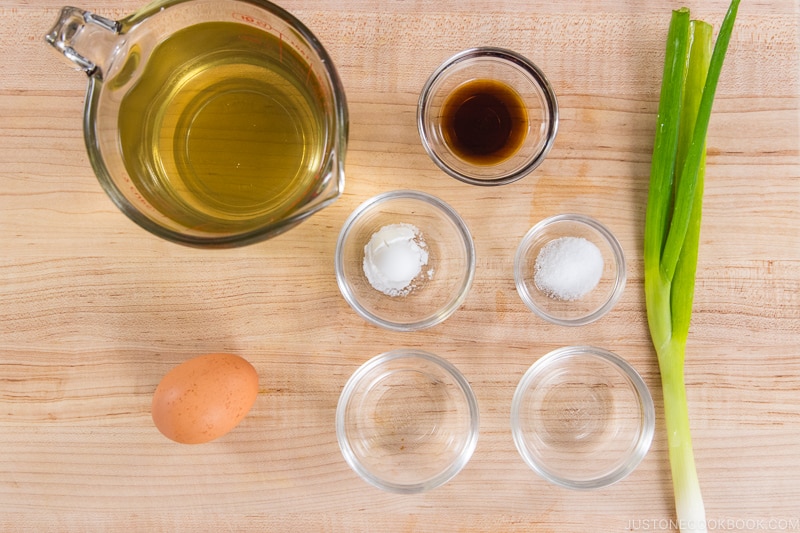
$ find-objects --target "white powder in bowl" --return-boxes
[363,223,431,297]
[533,236,604,301]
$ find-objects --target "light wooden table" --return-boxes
[1,0,798,531]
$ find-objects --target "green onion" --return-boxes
[644,1,740,531]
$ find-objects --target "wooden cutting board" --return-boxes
[1,0,798,530]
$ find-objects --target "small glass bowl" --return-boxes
[336,349,480,494]
[335,190,475,331]
[511,346,655,490]
[514,214,626,326]
[417,47,558,186]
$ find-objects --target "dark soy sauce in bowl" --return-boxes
[440,79,529,166]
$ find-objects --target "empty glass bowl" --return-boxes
[417,47,558,186]
[514,213,626,326]
[511,346,655,490]
[335,190,475,331]
[336,349,479,493]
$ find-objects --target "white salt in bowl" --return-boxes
[514,214,626,326]
[335,190,475,331]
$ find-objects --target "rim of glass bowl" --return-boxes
[335,349,480,493]
[510,345,655,490]
[334,190,476,331]
[417,47,559,186]
[513,213,627,326]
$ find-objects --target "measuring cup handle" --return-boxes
[45,7,120,76]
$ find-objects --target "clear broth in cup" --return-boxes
[116,21,326,233]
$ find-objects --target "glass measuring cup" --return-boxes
[45,0,348,247]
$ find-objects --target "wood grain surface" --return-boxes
[1,0,798,531]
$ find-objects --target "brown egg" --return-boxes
[152,353,258,444]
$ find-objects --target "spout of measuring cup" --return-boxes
[45,7,121,77]
[300,148,346,218]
